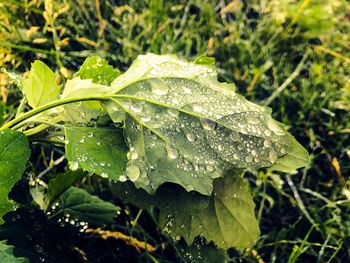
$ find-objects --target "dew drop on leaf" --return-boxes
[118,175,127,182]
[186,132,196,142]
[126,164,141,181]
[166,144,179,159]
[264,129,272,136]
[131,104,142,113]
[150,79,168,95]
[263,139,271,147]
[100,172,108,178]
[201,119,216,130]
[268,149,278,163]
[70,161,79,171]
[141,115,151,122]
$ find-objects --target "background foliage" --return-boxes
[0,0,349,262]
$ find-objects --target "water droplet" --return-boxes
[100,172,108,178]
[131,104,142,113]
[206,164,214,171]
[201,119,216,130]
[186,133,196,142]
[269,149,278,163]
[246,115,260,124]
[168,108,179,117]
[141,115,151,122]
[267,119,285,135]
[264,129,272,136]
[127,151,139,160]
[70,162,79,171]
[263,139,271,147]
[166,144,179,159]
[245,155,253,162]
[229,131,239,141]
[192,103,203,113]
[150,79,168,95]
[126,164,140,181]
[182,86,192,94]
[119,175,127,182]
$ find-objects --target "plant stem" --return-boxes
[0,95,108,131]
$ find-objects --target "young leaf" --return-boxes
[65,126,127,180]
[51,187,120,226]
[108,54,309,195]
[22,60,60,108]
[76,55,120,85]
[61,77,112,124]
[0,129,30,224]
[47,171,85,209]
[0,240,29,263]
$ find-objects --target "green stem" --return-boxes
[0,94,108,131]
[15,97,28,118]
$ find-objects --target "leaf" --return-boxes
[194,54,216,65]
[268,133,310,173]
[65,126,127,180]
[112,171,260,249]
[76,55,120,85]
[46,171,85,209]
[31,171,84,211]
[176,238,229,263]
[22,60,60,108]
[107,53,309,195]
[0,129,30,224]
[51,187,120,226]
[0,240,29,263]
[160,175,260,249]
[61,77,113,124]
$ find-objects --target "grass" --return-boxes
[0,0,350,262]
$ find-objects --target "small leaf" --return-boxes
[0,129,30,224]
[76,55,120,85]
[194,54,216,65]
[22,60,60,108]
[52,187,120,225]
[47,171,85,208]
[61,77,112,124]
[65,126,127,180]
[108,54,309,195]
[0,240,29,263]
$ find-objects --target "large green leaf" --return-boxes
[112,171,260,249]
[22,60,60,108]
[0,129,30,223]
[107,53,309,195]
[65,126,127,180]
[0,240,28,263]
[50,187,120,226]
[76,55,120,85]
